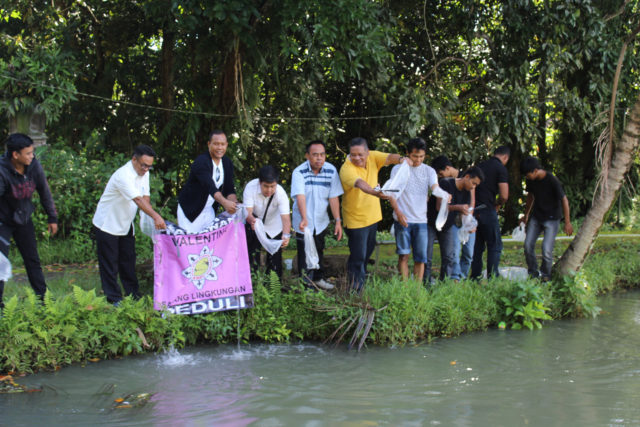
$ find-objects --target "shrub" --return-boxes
[551,270,600,318]
[497,279,552,330]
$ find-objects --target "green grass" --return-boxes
[6,233,640,301]
[2,234,639,374]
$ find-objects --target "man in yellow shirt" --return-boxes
[339,137,406,292]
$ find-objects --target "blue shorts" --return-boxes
[394,222,428,263]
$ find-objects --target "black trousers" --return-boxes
[296,228,327,282]
[95,225,139,303]
[245,224,283,279]
[0,219,47,308]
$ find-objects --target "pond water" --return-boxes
[2,291,640,426]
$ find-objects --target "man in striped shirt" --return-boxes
[291,140,344,290]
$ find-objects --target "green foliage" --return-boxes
[426,279,501,337]
[0,44,76,123]
[3,0,639,235]
[0,287,184,373]
[498,280,552,330]
[3,238,640,374]
[551,270,600,318]
[357,276,435,345]
[31,144,128,239]
[582,240,640,293]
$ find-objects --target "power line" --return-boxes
[0,72,628,123]
[0,73,407,121]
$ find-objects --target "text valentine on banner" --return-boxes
[153,219,253,315]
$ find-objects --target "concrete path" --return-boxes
[502,233,640,243]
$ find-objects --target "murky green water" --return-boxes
[2,291,640,426]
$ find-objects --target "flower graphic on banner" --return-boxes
[181,246,222,290]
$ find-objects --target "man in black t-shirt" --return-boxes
[427,167,484,281]
[470,146,510,279]
[431,155,477,279]
[520,157,573,280]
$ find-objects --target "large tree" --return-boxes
[2,0,638,238]
[556,12,640,275]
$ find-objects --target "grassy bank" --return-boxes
[1,237,639,374]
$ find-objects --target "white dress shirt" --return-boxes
[93,160,150,236]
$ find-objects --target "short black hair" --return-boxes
[209,129,226,140]
[133,145,156,158]
[348,137,368,150]
[520,156,542,175]
[5,133,34,156]
[461,165,485,182]
[431,155,453,172]
[406,137,427,154]
[258,165,279,183]
[306,140,326,153]
[494,145,511,156]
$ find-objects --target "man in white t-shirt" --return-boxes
[243,165,291,278]
[92,145,166,304]
[391,138,447,281]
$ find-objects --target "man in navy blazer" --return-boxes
[177,130,238,233]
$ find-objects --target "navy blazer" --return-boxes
[178,153,236,222]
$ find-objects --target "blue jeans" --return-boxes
[394,222,428,263]
[451,226,476,279]
[345,223,378,292]
[524,216,559,279]
[471,207,503,279]
[437,226,458,280]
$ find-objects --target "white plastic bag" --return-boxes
[382,160,410,196]
[303,227,320,270]
[511,222,526,241]
[435,199,449,231]
[458,212,478,244]
[431,186,450,231]
[140,212,156,237]
[254,219,283,255]
[0,252,11,282]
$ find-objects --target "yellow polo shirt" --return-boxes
[339,150,389,229]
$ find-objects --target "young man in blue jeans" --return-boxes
[431,155,477,279]
[391,138,447,281]
[520,157,573,281]
[471,146,510,280]
[431,167,484,280]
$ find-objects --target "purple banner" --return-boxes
[153,220,253,315]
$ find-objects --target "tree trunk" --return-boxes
[537,70,548,166]
[504,144,522,231]
[555,92,640,275]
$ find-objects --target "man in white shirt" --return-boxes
[291,140,343,290]
[243,165,291,278]
[92,145,166,304]
[391,138,446,282]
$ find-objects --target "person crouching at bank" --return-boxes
[243,165,291,279]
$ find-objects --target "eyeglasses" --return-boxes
[134,156,154,171]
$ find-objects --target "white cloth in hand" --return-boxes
[254,219,283,255]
